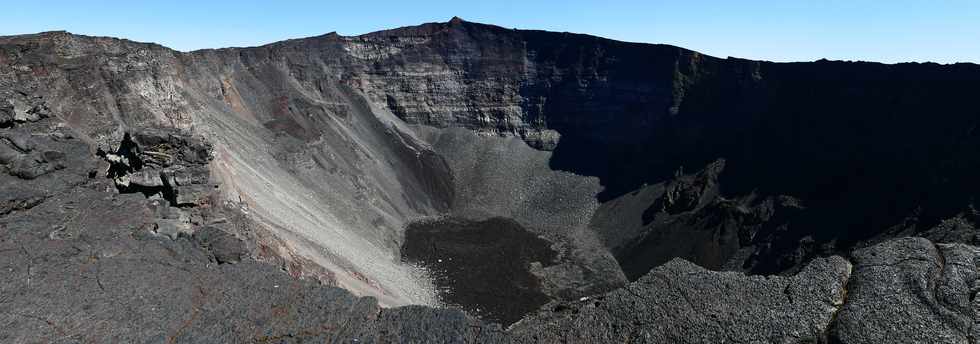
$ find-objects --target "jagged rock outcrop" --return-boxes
[510,255,851,343]
[830,237,980,343]
[192,226,247,264]
[651,159,727,216]
[97,128,216,207]
[1,131,67,180]
[0,94,50,127]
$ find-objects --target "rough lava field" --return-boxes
[2,17,980,343]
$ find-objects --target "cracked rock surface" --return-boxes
[830,238,980,344]
[509,256,851,343]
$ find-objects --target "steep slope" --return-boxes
[0,28,463,306]
[313,17,980,280]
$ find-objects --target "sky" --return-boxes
[2,1,978,64]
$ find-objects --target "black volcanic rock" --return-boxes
[401,217,559,325]
[0,187,504,343]
[193,226,247,264]
[0,100,14,126]
[830,238,979,343]
[510,255,851,343]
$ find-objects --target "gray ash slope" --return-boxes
[2,17,980,343]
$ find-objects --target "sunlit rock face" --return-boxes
[0,29,457,306]
[0,21,634,307]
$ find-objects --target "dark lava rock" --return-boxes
[0,100,14,127]
[2,132,34,152]
[510,255,851,343]
[0,141,20,164]
[97,129,215,207]
[131,129,213,166]
[919,208,980,245]
[0,152,503,343]
[175,184,216,206]
[193,226,247,264]
[830,237,979,343]
[0,134,65,184]
[649,159,726,216]
[41,150,65,163]
[401,217,558,325]
[8,152,64,179]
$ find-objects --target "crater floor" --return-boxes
[401,217,558,325]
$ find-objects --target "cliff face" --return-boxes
[353,19,980,276]
[3,17,980,341]
[318,18,980,278]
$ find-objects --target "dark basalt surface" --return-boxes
[401,217,558,325]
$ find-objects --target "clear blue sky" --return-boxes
[2,0,978,63]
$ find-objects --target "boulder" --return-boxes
[0,100,13,126]
[127,169,165,188]
[8,99,44,123]
[172,166,210,186]
[8,153,62,179]
[192,226,246,264]
[0,142,21,164]
[175,184,214,206]
[153,218,193,240]
[41,150,65,163]
[178,139,212,164]
[132,128,172,146]
[2,132,35,152]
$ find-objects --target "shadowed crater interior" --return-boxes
[401,217,558,325]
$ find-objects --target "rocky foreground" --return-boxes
[3,17,980,343]
[1,92,975,344]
